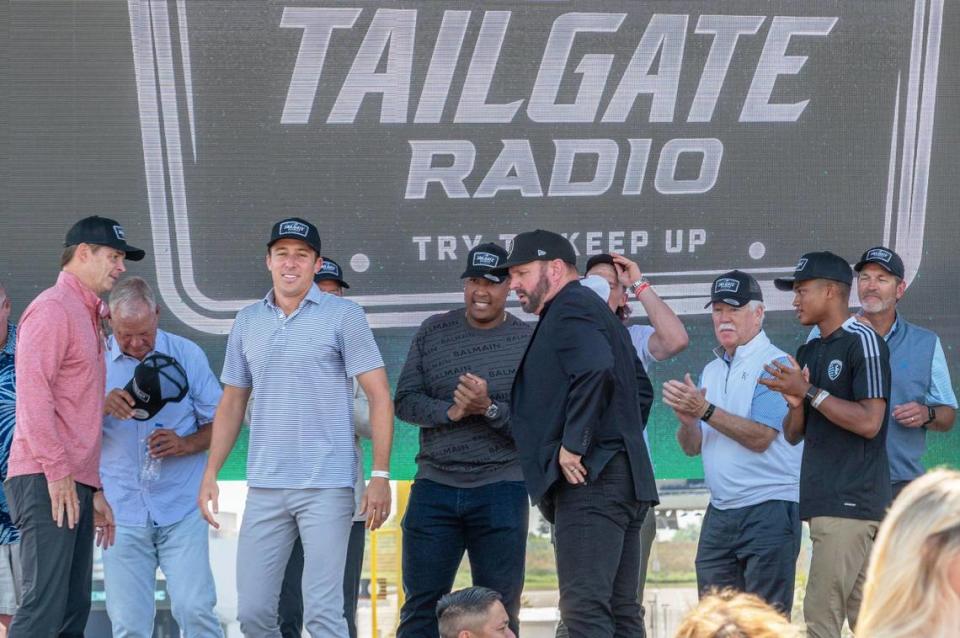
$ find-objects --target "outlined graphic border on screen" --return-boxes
[127,0,944,334]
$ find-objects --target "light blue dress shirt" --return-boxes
[101,329,222,527]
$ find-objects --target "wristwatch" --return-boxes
[484,402,500,420]
[922,406,936,426]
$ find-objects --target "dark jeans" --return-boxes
[553,453,651,638]
[397,479,529,638]
[279,520,366,638]
[5,473,94,638]
[555,506,656,638]
[695,500,801,615]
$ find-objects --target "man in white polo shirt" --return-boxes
[663,270,803,615]
[198,218,394,637]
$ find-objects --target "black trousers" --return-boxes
[5,473,94,638]
[553,453,651,638]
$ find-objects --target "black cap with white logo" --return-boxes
[65,216,146,261]
[123,353,190,421]
[461,243,509,283]
[268,217,322,255]
[854,246,905,279]
[584,253,616,274]
[493,229,576,274]
[314,257,350,289]
[705,270,763,308]
[774,251,853,291]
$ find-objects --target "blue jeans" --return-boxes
[695,500,801,615]
[397,480,528,638]
[102,510,222,637]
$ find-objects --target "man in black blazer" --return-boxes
[496,229,659,638]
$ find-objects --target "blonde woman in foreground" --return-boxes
[857,469,960,638]
[674,589,800,638]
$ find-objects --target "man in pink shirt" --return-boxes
[4,215,144,637]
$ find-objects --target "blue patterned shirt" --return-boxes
[0,323,20,544]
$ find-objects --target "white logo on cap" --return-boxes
[279,220,309,237]
[113,225,126,241]
[795,257,808,271]
[715,278,740,294]
[537,249,547,256]
[131,378,151,403]
[319,261,339,275]
[472,252,499,268]
[828,359,843,381]
[867,248,892,263]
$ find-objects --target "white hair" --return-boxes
[748,300,765,327]
[108,276,157,319]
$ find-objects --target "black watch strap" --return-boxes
[923,406,936,426]
[702,403,716,422]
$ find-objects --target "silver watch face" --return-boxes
[485,403,499,419]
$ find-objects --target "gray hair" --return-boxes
[748,300,766,327]
[109,276,157,319]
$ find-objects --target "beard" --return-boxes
[860,295,894,314]
[518,268,551,314]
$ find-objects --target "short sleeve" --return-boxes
[847,325,890,401]
[752,357,789,431]
[220,313,252,388]
[629,324,656,369]
[339,303,385,378]
[926,338,958,408]
[185,341,223,424]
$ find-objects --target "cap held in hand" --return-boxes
[123,353,190,421]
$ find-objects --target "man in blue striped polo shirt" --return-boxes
[198,218,394,637]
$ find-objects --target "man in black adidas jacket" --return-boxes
[496,229,659,638]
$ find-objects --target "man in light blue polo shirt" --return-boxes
[809,247,957,500]
[101,277,223,637]
[663,270,803,615]
[198,218,394,637]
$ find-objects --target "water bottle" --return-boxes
[140,423,163,482]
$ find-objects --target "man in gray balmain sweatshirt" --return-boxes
[395,243,533,638]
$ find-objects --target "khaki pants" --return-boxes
[804,516,879,638]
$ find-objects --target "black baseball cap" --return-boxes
[774,251,853,291]
[461,243,509,283]
[268,217,322,254]
[65,216,145,261]
[705,270,763,308]
[123,353,190,421]
[854,246,905,279]
[314,257,350,289]
[494,230,576,273]
[584,253,616,274]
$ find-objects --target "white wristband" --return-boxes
[370,470,391,480]
[811,389,830,409]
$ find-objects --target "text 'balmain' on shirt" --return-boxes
[395,310,532,488]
